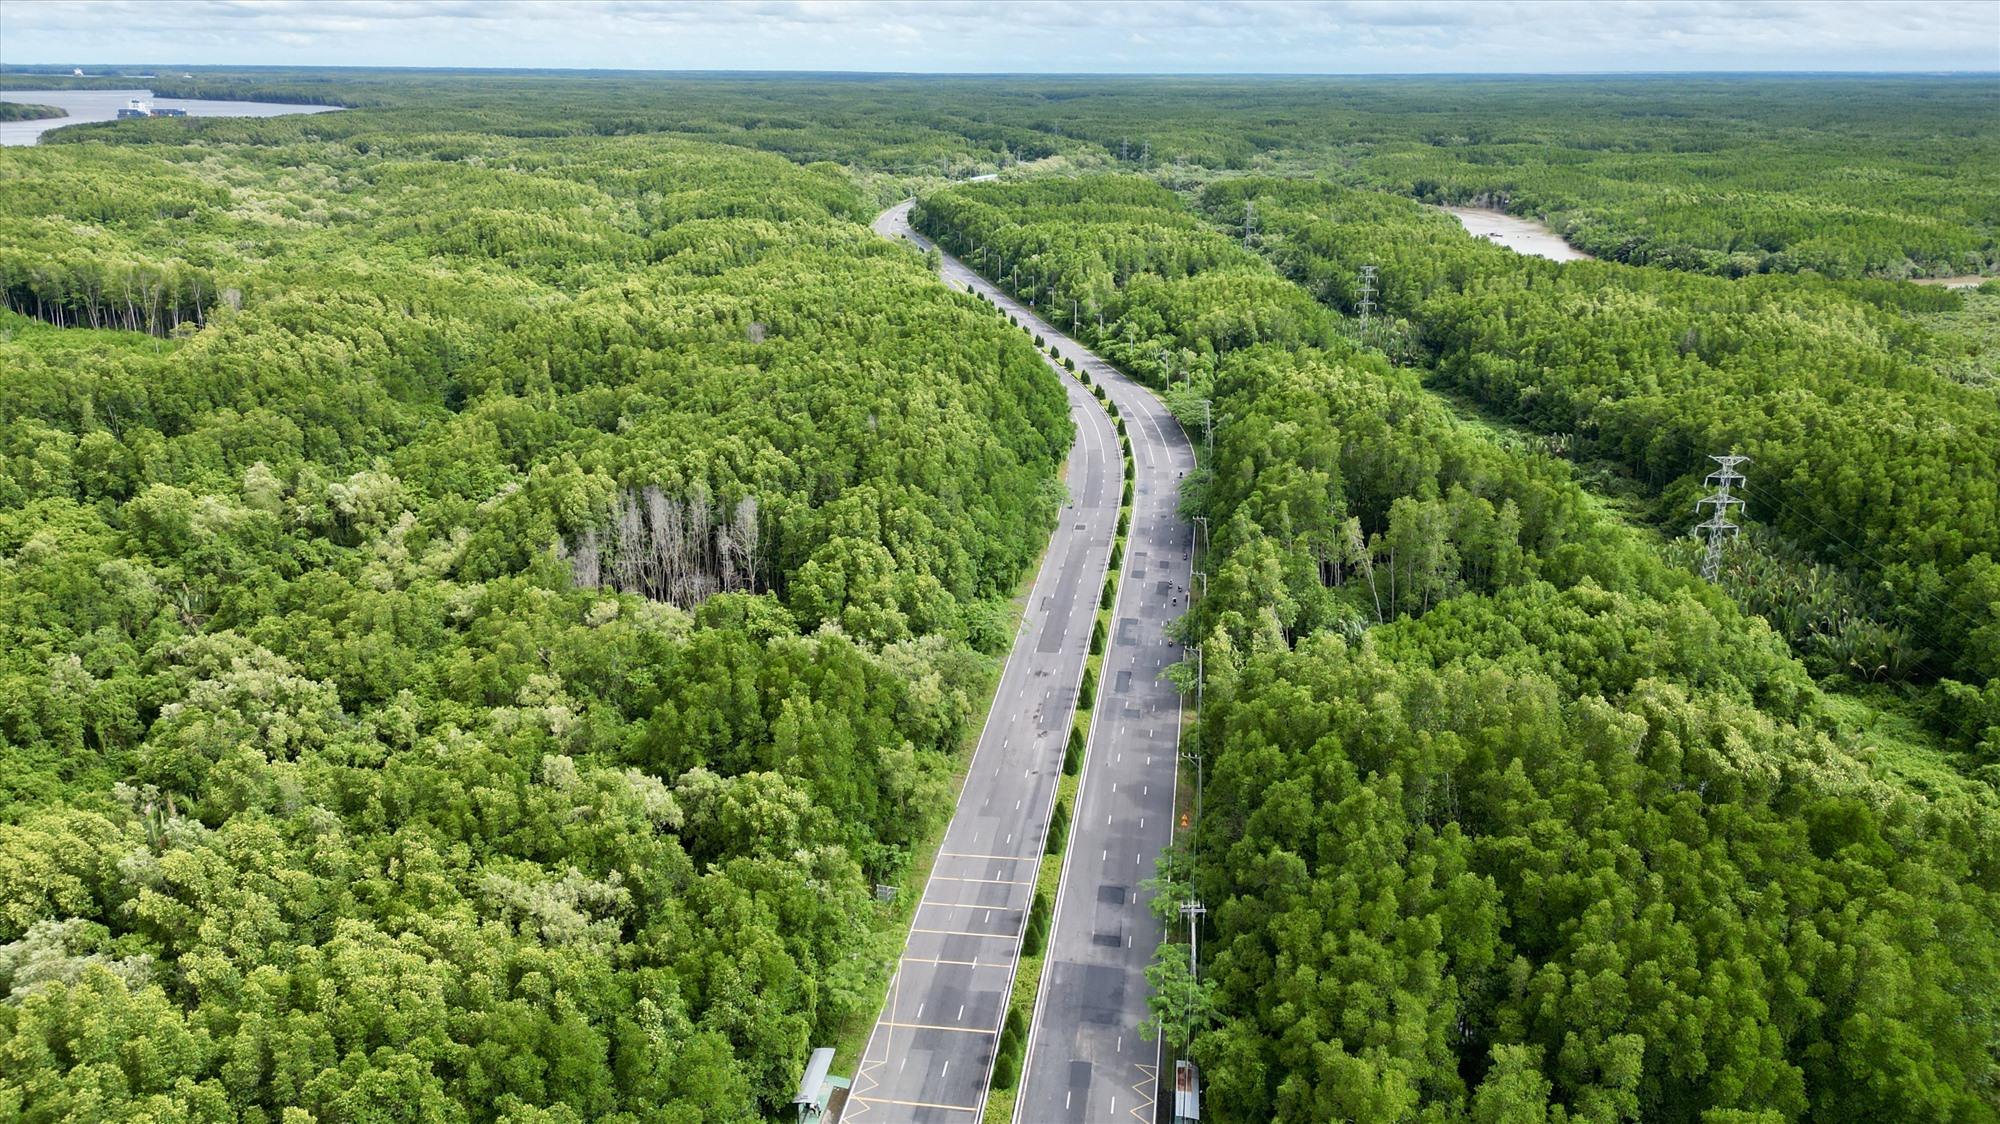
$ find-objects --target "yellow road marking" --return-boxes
[1130,1063,1158,1122]
[901,956,1011,969]
[875,1019,997,1035]
[848,1095,980,1112]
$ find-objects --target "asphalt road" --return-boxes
[847,201,1122,1124]
[859,201,1194,1124]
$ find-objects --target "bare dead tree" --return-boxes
[730,496,760,592]
[563,484,762,607]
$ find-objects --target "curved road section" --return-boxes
[863,201,1194,1124]
[849,202,1120,1123]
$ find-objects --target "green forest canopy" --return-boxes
[9,69,1997,279]
[0,127,1071,1121]
[0,68,1996,1124]
[916,175,1999,1123]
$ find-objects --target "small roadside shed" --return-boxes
[792,1047,850,1123]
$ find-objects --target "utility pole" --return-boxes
[1192,515,1209,562]
[1357,263,1378,347]
[1194,644,1204,735]
[1242,200,1257,250]
[1179,899,1206,970]
[1694,454,1750,582]
[1199,398,1213,461]
[1178,741,1202,843]
[1178,898,1208,1048]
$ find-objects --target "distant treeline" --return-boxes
[16,69,1995,280]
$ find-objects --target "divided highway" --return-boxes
[855,200,1194,1124]
[846,201,1120,1123]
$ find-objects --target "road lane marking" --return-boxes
[911,928,1016,939]
[939,852,1032,862]
[1130,1064,1159,1123]
[874,1020,998,1034]
[848,1095,979,1112]
[900,956,1008,969]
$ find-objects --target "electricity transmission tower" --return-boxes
[1242,200,1257,249]
[1694,453,1750,581]
[1357,264,1378,346]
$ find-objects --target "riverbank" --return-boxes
[1439,204,1593,262]
[1,88,339,145]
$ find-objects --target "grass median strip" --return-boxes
[984,319,1138,1124]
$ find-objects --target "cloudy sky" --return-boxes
[2,0,1995,74]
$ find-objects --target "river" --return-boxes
[1,88,339,145]
[1440,205,1593,263]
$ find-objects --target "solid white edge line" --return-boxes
[1010,256,1195,1124]
[892,201,1127,1124]
[854,198,1106,1102]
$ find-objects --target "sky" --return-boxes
[1,0,1995,75]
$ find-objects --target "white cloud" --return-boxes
[0,0,1993,72]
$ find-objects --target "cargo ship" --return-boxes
[117,98,187,119]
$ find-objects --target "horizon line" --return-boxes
[3,63,1997,80]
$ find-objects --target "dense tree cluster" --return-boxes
[0,101,67,122]
[2,68,1994,1124]
[15,69,1993,278]
[0,130,1070,1120]
[916,178,1340,386]
[1195,178,2000,754]
[921,176,2000,1122]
